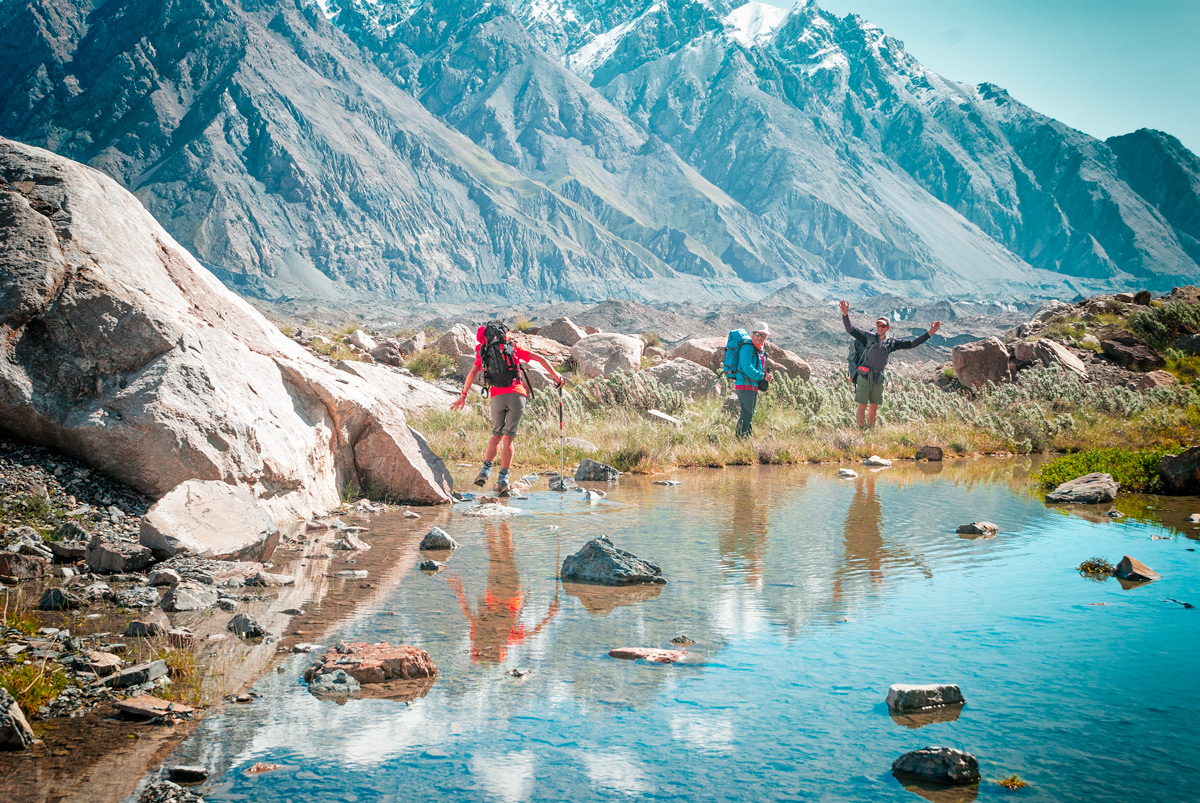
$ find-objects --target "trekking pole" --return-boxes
[551,382,568,492]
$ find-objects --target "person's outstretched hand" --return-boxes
[929,321,942,335]
[838,299,850,316]
[450,394,467,411]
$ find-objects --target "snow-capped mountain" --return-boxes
[0,0,1195,303]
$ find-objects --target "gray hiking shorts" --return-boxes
[489,393,527,438]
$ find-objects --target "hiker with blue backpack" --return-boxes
[450,321,565,494]
[839,300,941,428]
[723,322,773,439]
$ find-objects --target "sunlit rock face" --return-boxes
[0,138,452,521]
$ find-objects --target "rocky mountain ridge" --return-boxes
[0,0,1196,305]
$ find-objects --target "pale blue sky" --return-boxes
[762,0,1199,155]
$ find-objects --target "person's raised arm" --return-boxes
[890,321,941,351]
[840,299,868,343]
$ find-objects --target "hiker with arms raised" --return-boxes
[839,300,940,429]
[724,322,773,439]
[451,321,564,494]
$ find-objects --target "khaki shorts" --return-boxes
[855,375,883,405]
[489,393,527,437]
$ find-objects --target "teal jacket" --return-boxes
[734,342,766,389]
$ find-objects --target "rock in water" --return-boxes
[837,469,857,479]
[863,455,892,467]
[308,669,361,699]
[227,613,266,639]
[886,684,966,712]
[955,522,998,536]
[140,481,279,560]
[419,527,459,550]
[1045,473,1119,504]
[137,780,205,803]
[575,459,620,482]
[892,746,980,785]
[161,581,219,612]
[609,647,688,663]
[306,643,438,684]
[0,688,36,750]
[1115,555,1161,583]
[915,445,944,461]
[561,537,666,586]
[0,139,451,524]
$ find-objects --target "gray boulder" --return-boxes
[419,527,459,551]
[1101,332,1164,370]
[1045,473,1119,504]
[309,668,361,698]
[37,587,85,611]
[561,536,666,586]
[575,459,620,482]
[0,688,36,749]
[539,317,587,346]
[137,780,205,803]
[764,342,811,381]
[915,445,943,461]
[86,536,154,573]
[101,659,168,689]
[335,360,458,416]
[1158,446,1200,494]
[643,358,721,400]
[670,338,724,371]
[570,333,644,378]
[1115,555,1161,583]
[140,480,279,560]
[886,684,965,712]
[891,746,980,785]
[161,581,219,612]
[951,337,1010,389]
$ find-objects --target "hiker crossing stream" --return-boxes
[158,461,1200,803]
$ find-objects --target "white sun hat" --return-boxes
[751,321,771,336]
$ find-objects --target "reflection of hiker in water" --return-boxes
[447,521,559,663]
[833,475,931,603]
[720,481,769,585]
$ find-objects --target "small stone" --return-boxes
[38,587,85,611]
[125,621,164,638]
[1115,555,1161,583]
[216,597,238,611]
[167,628,196,648]
[653,480,681,486]
[418,560,444,572]
[955,522,998,536]
[115,695,194,719]
[891,746,980,785]
[167,765,209,784]
[886,683,965,712]
[161,581,220,612]
[246,571,295,587]
[308,668,360,698]
[402,509,421,518]
[333,534,371,551]
[228,613,266,639]
[147,568,182,587]
[574,458,620,482]
[862,455,892,467]
[100,660,168,689]
[561,537,665,586]
[837,468,857,479]
[669,635,696,646]
[582,489,606,503]
[333,570,369,579]
[609,647,688,663]
[419,527,459,551]
[0,688,36,750]
[1188,513,1200,524]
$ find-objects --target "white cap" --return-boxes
[751,321,771,336]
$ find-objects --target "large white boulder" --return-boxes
[539,317,587,347]
[335,360,457,415]
[643,358,720,399]
[432,323,477,378]
[0,139,451,522]
[765,342,811,381]
[570,333,644,378]
[140,480,279,560]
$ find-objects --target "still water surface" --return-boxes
[164,461,1200,802]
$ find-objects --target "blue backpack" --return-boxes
[722,329,754,381]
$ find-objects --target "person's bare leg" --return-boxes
[856,403,867,428]
[867,403,879,428]
[499,436,515,470]
[484,435,502,463]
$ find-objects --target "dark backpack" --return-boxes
[848,338,867,384]
[722,329,754,381]
[480,321,521,388]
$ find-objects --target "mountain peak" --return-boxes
[724,1,794,48]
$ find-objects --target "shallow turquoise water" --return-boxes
[162,462,1200,803]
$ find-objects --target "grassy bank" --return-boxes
[410,367,1199,474]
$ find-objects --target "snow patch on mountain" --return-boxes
[569,3,659,74]
[725,1,793,48]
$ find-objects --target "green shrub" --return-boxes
[642,331,662,349]
[0,660,68,714]
[514,317,536,333]
[1128,301,1200,350]
[405,350,455,379]
[1033,446,1176,493]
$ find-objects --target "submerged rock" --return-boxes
[167,766,210,784]
[1115,555,1161,583]
[561,536,665,586]
[886,684,966,712]
[306,642,438,685]
[1045,473,1119,504]
[308,668,361,698]
[891,746,980,785]
[609,647,688,663]
[419,527,459,550]
[955,522,998,537]
[137,779,206,803]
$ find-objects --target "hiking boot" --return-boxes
[473,466,491,487]
[494,475,511,495]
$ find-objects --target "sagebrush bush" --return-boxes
[1129,301,1200,349]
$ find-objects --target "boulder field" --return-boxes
[0,139,452,524]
